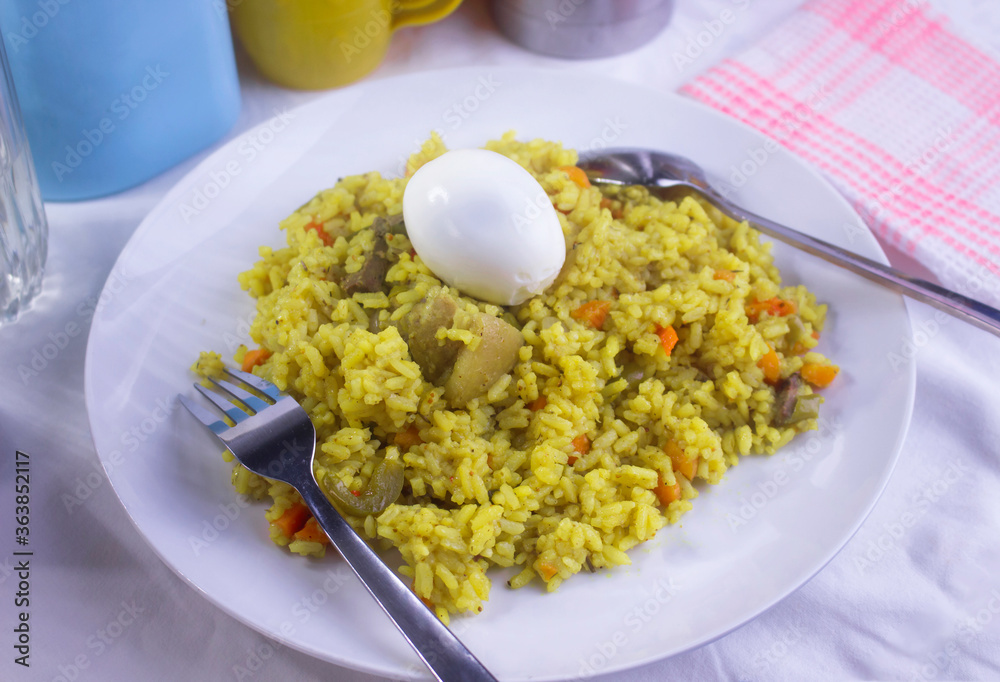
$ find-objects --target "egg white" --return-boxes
[403,149,566,306]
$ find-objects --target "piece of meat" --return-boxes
[405,290,462,384]
[341,217,393,295]
[617,350,653,392]
[443,312,523,407]
[772,373,821,426]
[404,289,524,407]
[773,373,802,426]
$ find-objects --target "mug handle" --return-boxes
[391,0,463,30]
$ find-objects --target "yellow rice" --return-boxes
[193,132,836,623]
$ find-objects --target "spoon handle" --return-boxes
[706,191,1000,338]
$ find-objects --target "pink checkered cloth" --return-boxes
[680,0,1000,307]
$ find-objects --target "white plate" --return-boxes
[85,67,915,680]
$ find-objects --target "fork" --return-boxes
[179,367,498,682]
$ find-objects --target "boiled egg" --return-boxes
[402,149,566,306]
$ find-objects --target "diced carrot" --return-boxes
[572,434,590,456]
[654,474,682,506]
[801,363,839,388]
[571,300,612,329]
[305,219,334,247]
[560,165,591,189]
[241,348,271,373]
[393,424,423,449]
[273,503,310,537]
[774,299,798,316]
[811,331,820,340]
[537,560,559,580]
[746,300,768,322]
[528,396,547,411]
[293,517,330,545]
[746,297,797,323]
[655,324,679,356]
[567,455,578,466]
[758,346,781,384]
[664,440,697,481]
[600,198,625,219]
[713,269,736,282]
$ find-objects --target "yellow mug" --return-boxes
[230,0,463,90]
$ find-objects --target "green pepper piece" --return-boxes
[784,394,822,425]
[786,314,807,346]
[322,457,405,516]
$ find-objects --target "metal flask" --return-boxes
[489,0,675,58]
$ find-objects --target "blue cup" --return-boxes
[0,1,241,201]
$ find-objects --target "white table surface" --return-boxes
[3,1,1000,680]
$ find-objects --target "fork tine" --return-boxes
[209,376,271,414]
[179,395,231,435]
[224,366,282,400]
[194,383,253,424]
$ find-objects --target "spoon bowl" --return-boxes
[577,147,1000,338]
[578,147,711,191]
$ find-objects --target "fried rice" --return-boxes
[193,131,838,623]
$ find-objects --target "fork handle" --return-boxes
[707,191,1000,338]
[295,478,498,682]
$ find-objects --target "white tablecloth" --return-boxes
[3,1,999,680]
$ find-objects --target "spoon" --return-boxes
[577,148,1000,338]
